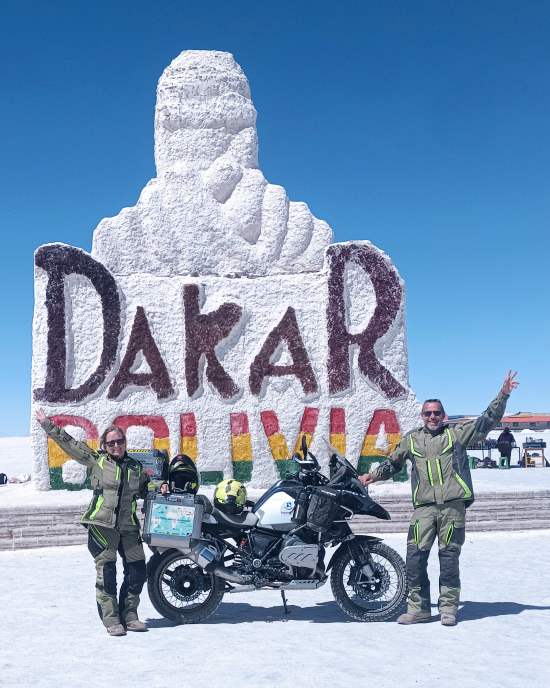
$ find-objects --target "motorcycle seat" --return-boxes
[212,508,259,529]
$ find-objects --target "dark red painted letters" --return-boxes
[108,306,174,399]
[34,244,120,402]
[184,284,242,399]
[326,244,406,399]
[249,307,318,396]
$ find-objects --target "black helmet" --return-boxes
[169,454,199,494]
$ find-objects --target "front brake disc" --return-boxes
[348,563,390,600]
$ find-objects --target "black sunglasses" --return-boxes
[105,438,126,448]
[423,410,442,417]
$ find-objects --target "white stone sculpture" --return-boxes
[32,50,420,490]
[92,51,332,277]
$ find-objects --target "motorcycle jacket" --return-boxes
[371,392,509,508]
[41,418,150,530]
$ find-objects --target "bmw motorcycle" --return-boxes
[146,441,407,623]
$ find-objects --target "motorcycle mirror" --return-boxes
[301,433,308,459]
[322,437,344,460]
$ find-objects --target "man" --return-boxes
[359,371,519,626]
[497,427,516,468]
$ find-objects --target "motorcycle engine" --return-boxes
[233,534,287,581]
[279,534,319,572]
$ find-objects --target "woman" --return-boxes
[36,408,153,636]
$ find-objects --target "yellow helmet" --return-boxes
[214,479,247,515]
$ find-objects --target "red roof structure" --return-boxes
[502,413,550,422]
[448,412,550,430]
[500,413,550,430]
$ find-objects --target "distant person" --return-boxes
[497,427,516,468]
[35,409,153,637]
[359,370,519,627]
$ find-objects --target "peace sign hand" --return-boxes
[35,408,48,424]
[501,370,519,396]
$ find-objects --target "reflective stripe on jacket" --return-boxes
[406,427,472,506]
[372,392,509,508]
[41,419,149,530]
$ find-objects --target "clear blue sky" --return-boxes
[2,0,549,435]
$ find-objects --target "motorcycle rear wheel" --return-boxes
[330,541,407,622]
[147,550,225,623]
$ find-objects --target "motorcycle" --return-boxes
[146,440,407,623]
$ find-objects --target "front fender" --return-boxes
[326,535,383,571]
[357,494,391,520]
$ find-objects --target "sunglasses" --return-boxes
[423,410,442,417]
[105,438,126,448]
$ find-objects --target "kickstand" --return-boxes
[280,590,290,618]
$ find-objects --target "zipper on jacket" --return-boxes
[426,460,434,486]
[114,458,126,529]
[436,458,444,485]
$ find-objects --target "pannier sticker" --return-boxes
[280,499,295,514]
[149,503,195,537]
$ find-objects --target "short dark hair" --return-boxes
[422,399,446,414]
[99,425,127,451]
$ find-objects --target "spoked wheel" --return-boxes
[330,542,407,621]
[147,550,224,623]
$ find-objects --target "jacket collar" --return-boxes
[99,450,129,465]
[419,423,450,437]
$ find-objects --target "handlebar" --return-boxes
[350,476,369,496]
[291,441,365,494]
[292,452,319,471]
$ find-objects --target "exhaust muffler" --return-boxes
[182,541,252,584]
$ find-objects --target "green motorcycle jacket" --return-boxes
[371,392,509,508]
[41,418,150,530]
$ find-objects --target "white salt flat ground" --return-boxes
[1,531,549,688]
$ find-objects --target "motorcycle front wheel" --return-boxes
[330,541,407,622]
[147,549,225,623]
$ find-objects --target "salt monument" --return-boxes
[32,50,420,490]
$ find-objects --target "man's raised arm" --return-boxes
[455,370,519,448]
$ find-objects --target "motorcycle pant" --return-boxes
[87,525,146,627]
[405,500,466,615]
